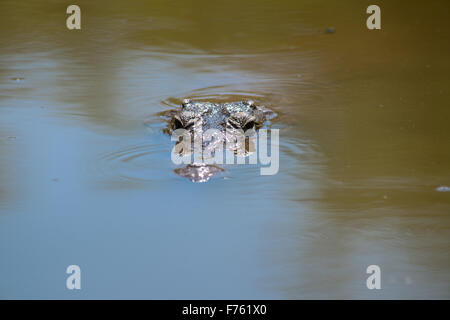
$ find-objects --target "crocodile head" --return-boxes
[172,99,266,133]
[164,99,275,182]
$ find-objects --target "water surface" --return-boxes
[0,0,449,299]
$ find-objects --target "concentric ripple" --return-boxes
[99,141,170,183]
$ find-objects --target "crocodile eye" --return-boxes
[173,116,184,129]
[246,100,257,109]
[227,118,240,129]
[185,118,197,128]
[243,120,255,131]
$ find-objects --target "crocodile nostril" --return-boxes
[182,99,192,108]
[246,100,256,109]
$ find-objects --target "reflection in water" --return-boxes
[0,0,449,298]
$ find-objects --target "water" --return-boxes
[0,0,449,299]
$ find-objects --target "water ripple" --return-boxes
[99,141,170,183]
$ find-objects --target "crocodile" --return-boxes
[162,99,275,182]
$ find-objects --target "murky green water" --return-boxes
[0,0,449,298]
